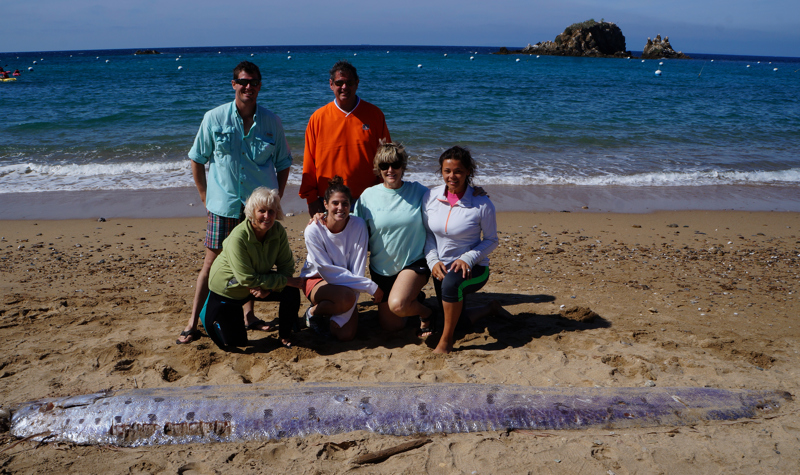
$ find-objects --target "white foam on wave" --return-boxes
[0,161,194,193]
[403,168,800,187]
[3,161,800,194]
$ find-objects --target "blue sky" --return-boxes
[3,0,798,56]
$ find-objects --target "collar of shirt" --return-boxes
[436,184,475,208]
[231,102,259,138]
[333,96,361,117]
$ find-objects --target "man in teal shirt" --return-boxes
[178,61,292,345]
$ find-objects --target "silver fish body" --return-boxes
[6,383,791,447]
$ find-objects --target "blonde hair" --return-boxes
[372,141,408,176]
[244,187,284,223]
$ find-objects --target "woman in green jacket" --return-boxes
[200,187,303,350]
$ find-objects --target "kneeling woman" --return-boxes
[353,142,433,335]
[423,146,506,354]
[201,187,302,350]
[300,176,384,341]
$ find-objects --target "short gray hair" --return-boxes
[244,187,284,224]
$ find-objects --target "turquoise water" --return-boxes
[1,45,799,194]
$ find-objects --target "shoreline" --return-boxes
[2,184,799,220]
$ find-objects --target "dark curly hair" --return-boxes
[438,146,476,186]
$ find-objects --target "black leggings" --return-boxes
[201,287,300,349]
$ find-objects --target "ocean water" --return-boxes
[1,45,799,196]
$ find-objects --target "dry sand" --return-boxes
[1,210,798,473]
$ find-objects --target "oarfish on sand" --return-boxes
[4,383,791,447]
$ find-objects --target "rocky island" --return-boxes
[134,49,161,55]
[641,35,690,59]
[496,20,631,58]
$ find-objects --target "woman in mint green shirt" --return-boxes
[353,142,434,336]
[200,187,303,350]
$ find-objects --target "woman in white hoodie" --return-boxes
[300,176,384,341]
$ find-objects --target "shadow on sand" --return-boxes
[236,291,610,355]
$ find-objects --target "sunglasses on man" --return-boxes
[233,78,261,87]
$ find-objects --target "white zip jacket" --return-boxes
[422,184,499,270]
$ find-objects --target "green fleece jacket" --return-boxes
[208,220,294,300]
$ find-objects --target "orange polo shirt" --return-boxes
[300,99,391,203]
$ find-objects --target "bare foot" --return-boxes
[432,336,454,354]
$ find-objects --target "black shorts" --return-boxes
[369,258,431,296]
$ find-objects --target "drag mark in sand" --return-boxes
[4,383,792,447]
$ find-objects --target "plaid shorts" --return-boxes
[204,210,244,249]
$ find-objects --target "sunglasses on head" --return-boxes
[378,162,403,171]
[234,78,261,87]
[333,79,356,87]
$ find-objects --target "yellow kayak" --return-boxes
[1,77,17,82]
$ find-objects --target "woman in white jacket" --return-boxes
[423,146,508,354]
[300,176,384,341]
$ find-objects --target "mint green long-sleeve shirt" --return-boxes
[208,220,294,300]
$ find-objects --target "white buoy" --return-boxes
[757,61,761,64]
[710,60,714,62]
[659,61,663,65]
[641,60,645,63]
[250,53,254,56]
[655,69,662,76]
[287,50,290,53]
[417,64,422,68]
[774,68,778,71]
[178,66,183,70]
[218,51,221,54]
[106,59,109,63]
[747,65,751,68]
[32,60,37,64]
[516,58,520,62]
[176,58,180,61]
[470,56,474,60]
[28,67,33,71]
[287,56,291,60]
[444,53,447,57]
[386,51,389,53]
[537,55,540,58]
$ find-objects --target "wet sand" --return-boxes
[1,210,799,473]
[3,183,800,220]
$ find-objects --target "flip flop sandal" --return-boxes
[176,329,201,345]
[245,318,273,331]
[417,315,435,338]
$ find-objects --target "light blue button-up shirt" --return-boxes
[189,101,292,218]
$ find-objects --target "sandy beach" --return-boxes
[1,208,798,473]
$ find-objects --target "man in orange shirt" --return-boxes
[300,61,391,215]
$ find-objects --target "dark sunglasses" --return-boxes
[234,78,261,87]
[378,162,403,171]
[333,79,356,87]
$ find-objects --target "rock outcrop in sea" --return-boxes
[641,35,690,59]
[495,20,631,58]
[134,50,161,55]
